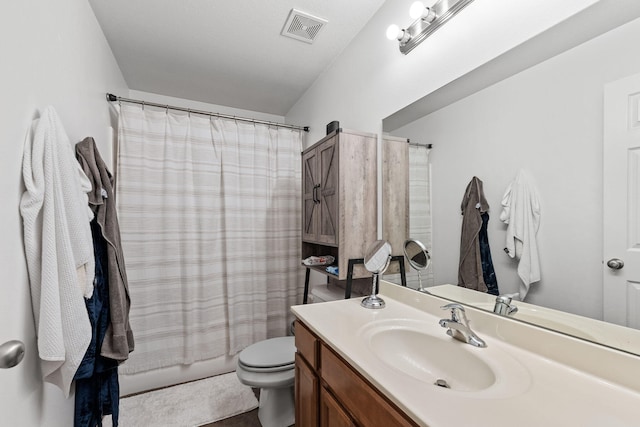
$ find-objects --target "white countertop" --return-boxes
[292,283,640,427]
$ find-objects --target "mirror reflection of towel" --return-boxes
[500,170,541,300]
[458,177,490,293]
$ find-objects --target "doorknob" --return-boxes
[0,340,25,369]
[607,258,625,270]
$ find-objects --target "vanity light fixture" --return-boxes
[387,0,475,54]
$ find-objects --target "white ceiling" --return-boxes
[89,0,386,116]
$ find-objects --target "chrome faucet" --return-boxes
[439,303,487,348]
[493,294,519,316]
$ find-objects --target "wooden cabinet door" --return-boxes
[295,353,319,427]
[320,344,418,427]
[302,148,320,242]
[317,136,338,245]
[320,387,356,427]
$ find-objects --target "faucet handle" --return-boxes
[494,295,518,315]
[441,303,466,322]
[495,295,513,304]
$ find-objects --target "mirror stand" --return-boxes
[361,240,392,309]
[361,273,386,309]
[404,239,431,293]
[416,270,428,293]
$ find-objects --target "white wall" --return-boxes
[127,90,286,124]
[286,0,599,146]
[393,17,640,319]
[0,0,127,425]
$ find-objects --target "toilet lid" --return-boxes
[239,336,295,369]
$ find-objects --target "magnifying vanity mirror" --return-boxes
[403,239,431,293]
[362,240,392,309]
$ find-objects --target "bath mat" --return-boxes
[104,372,258,427]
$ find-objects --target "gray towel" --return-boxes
[458,176,489,292]
[76,137,135,361]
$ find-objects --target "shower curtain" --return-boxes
[407,145,434,288]
[115,103,304,374]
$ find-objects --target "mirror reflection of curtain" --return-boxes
[115,104,303,374]
[406,145,433,289]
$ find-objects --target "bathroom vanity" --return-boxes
[292,282,640,427]
[295,320,417,427]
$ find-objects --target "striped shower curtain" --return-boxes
[115,103,304,374]
[406,145,434,288]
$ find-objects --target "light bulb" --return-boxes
[410,1,436,23]
[386,25,411,43]
[386,24,401,40]
[409,1,426,19]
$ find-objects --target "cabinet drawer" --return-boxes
[295,320,318,369]
[320,344,418,427]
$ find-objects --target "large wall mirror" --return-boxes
[381,1,640,356]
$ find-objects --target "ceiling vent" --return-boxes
[281,9,327,44]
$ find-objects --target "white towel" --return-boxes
[500,170,541,300]
[20,106,94,397]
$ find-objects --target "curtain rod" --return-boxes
[106,93,309,132]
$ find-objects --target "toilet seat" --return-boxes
[236,363,295,389]
[238,336,295,373]
[238,360,294,373]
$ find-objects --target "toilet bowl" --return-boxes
[236,336,296,427]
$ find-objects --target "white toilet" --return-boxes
[236,336,296,427]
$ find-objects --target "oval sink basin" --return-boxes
[359,319,531,396]
[369,327,495,391]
